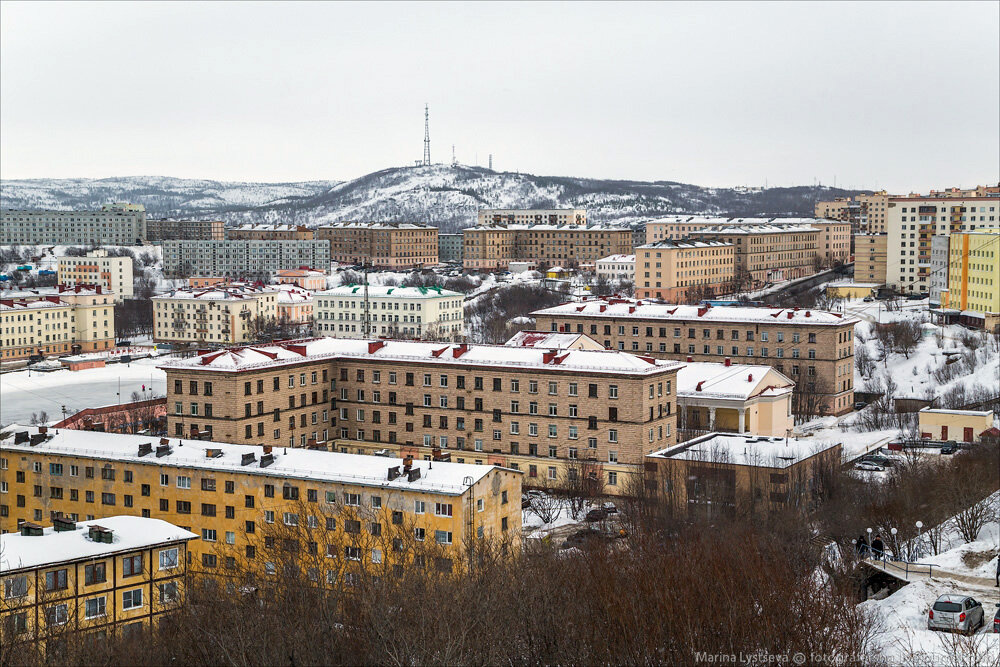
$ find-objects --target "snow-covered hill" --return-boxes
[1,165,866,232]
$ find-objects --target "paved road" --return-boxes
[863,556,999,591]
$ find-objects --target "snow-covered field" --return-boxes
[0,357,167,426]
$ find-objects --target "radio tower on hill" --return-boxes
[423,104,431,166]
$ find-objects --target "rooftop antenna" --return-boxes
[452,144,457,167]
[423,103,431,166]
[489,154,493,170]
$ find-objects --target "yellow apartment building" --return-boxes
[943,229,1000,328]
[315,222,439,268]
[462,224,632,271]
[152,285,278,345]
[854,234,887,284]
[227,224,314,241]
[0,427,522,579]
[477,209,587,226]
[0,285,116,361]
[57,249,133,301]
[635,240,735,301]
[0,516,197,652]
[676,362,794,437]
[695,224,820,286]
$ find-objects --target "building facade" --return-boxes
[57,250,133,301]
[635,241,734,301]
[1,204,146,246]
[675,362,794,437]
[152,286,278,345]
[157,338,681,489]
[145,219,225,242]
[438,234,464,264]
[532,298,858,416]
[477,209,587,227]
[694,224,819,286]
[595,255,635,282]
[929,235,950,307]
[315,223,438,268]
[462,225,632,271]
[314,285,464,340]
[943,229,1000,326]
[0,286,116,361]
[226,224,314,241]
[853,234,887,284]
[0,427,521,580]
[814,192,890,233]
[274,268,327,291]
[161,240,331,279]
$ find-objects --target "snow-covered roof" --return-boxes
[158,337,682,376]
[696,223,818,235]
[468,223,626,232]
[266,284,313,303]
[676,363,793,401]
[1,285,110,299]
[503,331,603,350]
[532,298,858,327]
[648,432,841,468]
[637,240,733,249]
[827,281,879,288]
[152,285,274,301]
[317,221,434,230]
[316,285,462,299]
[0,516,198,573]
[0,426,503,497]
[596,254,635,263]
[918,408,993,417]
[229,223,305,231]
[0,298,68,311]
[275,268,326,277]
[643,215,842,227]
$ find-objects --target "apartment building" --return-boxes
[161,240,331,279]
[645,433,842,518]
[943,229,1000,329]
[477,209,587,227]
[438,234,464,264]
[226,224,314,241]
[315,223,438,268]
[274,268,327,291]
[695,224,819,286]
[635,240,734,301]
[532,298,858,416]
[0,516,197,650]
[0,426,521,579]
[854,234,887,284]
[268,284,314,331]
[814,192,890,233]
[151,285,278,345]
[885,194,999,294]
[595,254,635,282]
[929,236,950,307]
[314,285,464,340]
[1,204,146,245]
[462,224,632,271]
[0,285,116,361]
[157,337,681,488]
[146,219,225,242]
[57,249,133,301]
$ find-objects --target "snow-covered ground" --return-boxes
[0,357,167,426]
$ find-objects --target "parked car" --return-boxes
[940,444,957,455]
[855,461,884,472]
[907,294,924,301]
[861,454,897,467]
[602,502,618,514]
[863,296,875,302]
[585,508,608,522]
[854,401,868,410]
[928,595,984,635]
[993,604,999,633]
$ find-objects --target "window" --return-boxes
[344,493,360,506]
[283,512,299,526]
[202,528,217,542]
[435,530,453,545]
[45,604,69,627]
[414,499,427,514]
[4,575,28,598]
[123,555,143,577]
[159,581,178,603]
[85,596,106,619]
[84,562,106,585]
[434,503,453,517]
[176,476,191,489]
[122,589,143,610]
[159,548,179,570]
[609,385,618,399]
[414,527,426,541]
[45,569,68,591]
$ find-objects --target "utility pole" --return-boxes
[423,104,431,166]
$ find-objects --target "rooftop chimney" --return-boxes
[368,340,386,354]
[724,357,731,367]
[137,443,152,457]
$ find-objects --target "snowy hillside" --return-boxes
[1,165,866,232]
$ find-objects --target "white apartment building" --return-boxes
[886,195,999,294]
[595,254,635,282]
[152,285,278,345]
[1,203,147,245]
[477,209,587,226]
[57,249,134,301]
[929,236,950,307]
[313,285,464,340]
[161,240,331,279]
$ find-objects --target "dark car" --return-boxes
[940,444,957,455]
[854,401,868,410]
[907,294,924,301]
[862,454,897,467]
[585,508,608,522]
[993,604,999,633]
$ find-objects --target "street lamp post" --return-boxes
[915,521,923,559]
[890,527,898,561]
[866,527,873,560]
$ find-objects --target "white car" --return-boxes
[855,461,885,472]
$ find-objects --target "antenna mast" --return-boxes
[488,154,493,170]
[423,104,431,166]
[452,144,457,167]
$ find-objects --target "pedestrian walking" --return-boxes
[857,534,869,557]
[871,535,885,561]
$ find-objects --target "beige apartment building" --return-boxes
[315,223,439,268]
[635,240,735,301]
[0,285,116,361]
[695,224,819,286]
[886,194,999,295]
[814,192,891,233]
[145,219,225,242]
[227,224,314,241]
[57,249,133,301]
[462,224,632,271]
[854,234,887,284]
[532,298,858,416]
[477,209,587,227]
[158,338,681,490]
[152,285,278,345]
[1,204,146,246]
[314,285,464,340]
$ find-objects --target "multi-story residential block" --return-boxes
[645,216,731,244]
[157,337,681,488]
[151,285,278,345]
[161,240,331,279]
[477,209,587,227]
[814,192,891,233]
[463,224,632,271]
[942,229,1000,329]
[928,185,1000,198]
[57,249,133,301]
[438,234,464,264]
[853,234,887,284]
[0,516,197,650]
[274,268,328,291]
[635,241,734,301]
[313,285,464,340]
[675,361,793,437]
[226,224,314,241]
[0,285,116,360]
[645,432,842,518]
[268,285,314,333]
[595,254,635,282]
[929,235,950,307]
[0,426,522,578]
[315,223,438,268]
[885,194,999,295]
[694,224,819,286]
[145,219,225,242]
[532,298,858,416]
[1,204,146,245]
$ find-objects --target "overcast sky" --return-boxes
[2,2,997,191]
